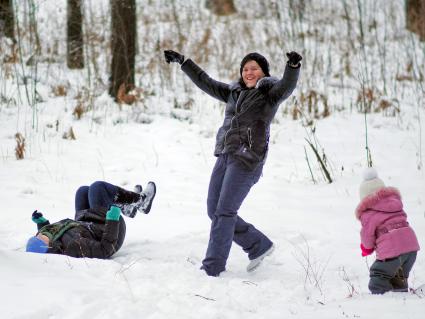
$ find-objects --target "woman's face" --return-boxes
[242,60,265,88]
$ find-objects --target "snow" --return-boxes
[1,109,424,318]
[1,0,425,318]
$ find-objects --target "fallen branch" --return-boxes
[304,145,316,184]
[194,294,215,301]
[305,138,332,183]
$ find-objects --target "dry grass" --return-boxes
[72,102,86,120]
[15,133,25,160]
[62,127,76,140]
[52,85,68,97]
[299,90,330,119]
[117,83,144,106]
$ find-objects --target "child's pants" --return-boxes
[369,251,417,294]
[74,181,127,251]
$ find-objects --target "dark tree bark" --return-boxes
[205,0,237,16]
[0,0,14,39]
[67,0,84,69]
[109,0,137,100]
[406,0,425,41]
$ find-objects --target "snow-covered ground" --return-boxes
[1,100,424,318]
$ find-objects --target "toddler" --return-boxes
[355,168,420,294]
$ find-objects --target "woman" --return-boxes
[26,181,156,258]
[164,49,301,276]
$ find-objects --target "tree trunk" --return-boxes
[205,0,237,16]
[406,0,425,41]
[109,0,137,100]
[0,0,14,39]
[67,0,84,69]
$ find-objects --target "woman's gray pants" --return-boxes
[202,154,273,276]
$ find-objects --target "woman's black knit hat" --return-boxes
[240,52,270,77]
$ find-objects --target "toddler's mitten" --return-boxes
[360,243,374,256]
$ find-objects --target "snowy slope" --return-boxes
[1,106,424,318]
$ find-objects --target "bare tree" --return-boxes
[67,0,84,69]
[205,0,237,16]
[406,0,425,41]
[0,0,14,39]
[109,0,137,100]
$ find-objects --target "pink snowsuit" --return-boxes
[355,187,420,260]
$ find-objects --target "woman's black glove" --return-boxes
[286,51,302,68]
[164,50,185,65]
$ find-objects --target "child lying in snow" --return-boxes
[26,181,156,259]
[355,168,420,294]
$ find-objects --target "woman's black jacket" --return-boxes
[181,59,300,166]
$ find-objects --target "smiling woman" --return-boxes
[241,60,265,88]
[239,52,270,88]
[164,48,302,277]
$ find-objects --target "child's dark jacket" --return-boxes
[36,208,126,259]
